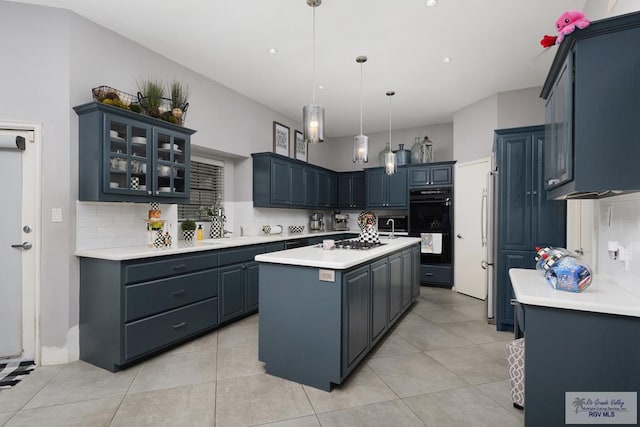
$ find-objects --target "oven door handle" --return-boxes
[410,199,448,204]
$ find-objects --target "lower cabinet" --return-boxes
[388,252,403,323]
[370,258,389,345]
[342,266,371,372]
[259,242,420,391]
[219,261,261,323]
[496,250,535,331]
[79,253,219,372]
[79,241,285,372]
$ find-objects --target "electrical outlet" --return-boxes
[319,269,335,282]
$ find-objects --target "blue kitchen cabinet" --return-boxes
[370,258,389,345]
[401,249,413,309]
[218,245,266,323]
[337,172,365,209]
[317,170,337,208]
[541,12,640,199]
[252,153,337,209]
[494,126,566,331]
[342,266,371,372]
[74,102,194,203]
[412,245,420,298]
[365,167,407,209]
[388,252,403,323]
[408,162,455,187]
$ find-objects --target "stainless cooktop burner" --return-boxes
[333,239,386,250]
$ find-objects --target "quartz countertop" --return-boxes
[75,230,357,261]
[509,268,640,318]
[255,237,420,270]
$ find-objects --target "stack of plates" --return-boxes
[131,136,146,144]
[159,187,172,192]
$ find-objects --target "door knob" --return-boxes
[11,242,32,250]
[456,234,462,239]
[481,260,488,270]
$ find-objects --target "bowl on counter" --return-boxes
[288,225,305,234]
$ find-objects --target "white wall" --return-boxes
[316,123,453,172]
[452,94,498,163]
[584,0,640,20]
[595,194,640,288]
[496,87,546,129]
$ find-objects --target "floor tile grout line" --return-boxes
[213,330,220,427]
[107,366,141,427]
[10,364,65,414]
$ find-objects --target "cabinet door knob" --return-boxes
[532,191,538,196]
[526,191,531,196]
[456,234,463,239]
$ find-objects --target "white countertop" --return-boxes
[509,268,640,318]
[255,237,420,270]
[75,230,356,261]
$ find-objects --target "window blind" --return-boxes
[178,160,224,220]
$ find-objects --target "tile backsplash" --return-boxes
[76,201,178,250]
[596,193,640,286]
[77,200,395,250]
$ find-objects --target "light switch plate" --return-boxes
[319,269,335,282]
[51,208,62,223]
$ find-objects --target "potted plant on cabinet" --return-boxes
[181,219,197,242]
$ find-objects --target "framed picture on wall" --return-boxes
[294,130,307,162]
[273,121,290,156]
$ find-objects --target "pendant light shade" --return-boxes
[353,55,368,163]
[303,0,324,144]
[385,91,397,175]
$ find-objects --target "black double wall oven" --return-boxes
[409,187,453,265]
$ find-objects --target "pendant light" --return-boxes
[353,56,368,163]
[303,0,324,144]
[385,91,397,175]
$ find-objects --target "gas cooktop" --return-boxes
[332,239,387,250]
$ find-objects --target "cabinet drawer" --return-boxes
[124,297,218,361]
[124,269,218,322]
[420,264,452,284]
[124,251,218,284]
[218,245,265,266]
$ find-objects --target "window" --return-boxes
[178,158,224,220]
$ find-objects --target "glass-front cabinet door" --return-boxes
[152,129,189,198]
[104,114,152,195]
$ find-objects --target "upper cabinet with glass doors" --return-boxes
[74,102,195,203]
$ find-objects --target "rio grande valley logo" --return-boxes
[566,392,637,424]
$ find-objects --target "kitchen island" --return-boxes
[509,269,640,426]
[256,237,421,391]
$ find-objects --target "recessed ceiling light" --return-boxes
[425,0,437,7]
[267,48,278,55]
[317,84,325,90]
[442,57,451,63]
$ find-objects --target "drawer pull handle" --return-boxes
[510,298,518,306]
[172,289,186,296]
[424,273,434,276]
[173,322,187,329]
[172,264,187,270]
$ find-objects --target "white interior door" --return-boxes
[0,127,38,360]
[566,200,596,270]
[453,158,490,299]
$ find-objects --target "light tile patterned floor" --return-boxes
[0,287,523,426]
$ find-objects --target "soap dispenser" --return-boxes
[197,224,203,240]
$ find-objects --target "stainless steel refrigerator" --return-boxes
[485,150,498,323]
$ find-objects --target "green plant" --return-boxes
[137,78,165,115]
[181,219,197,231]
[170,79,189,109]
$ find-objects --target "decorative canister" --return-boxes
[210,216,224,238]
[359,224,380,243]
[410,135,434,164]
[394,143,411,166]
[183,230,195,242]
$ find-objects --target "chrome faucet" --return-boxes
[386,218,396,239]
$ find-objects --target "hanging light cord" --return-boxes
[388,94,392,142]
[312,5,317,103]
[359,62,364,135]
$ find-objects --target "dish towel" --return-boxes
[421,233,443,254]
